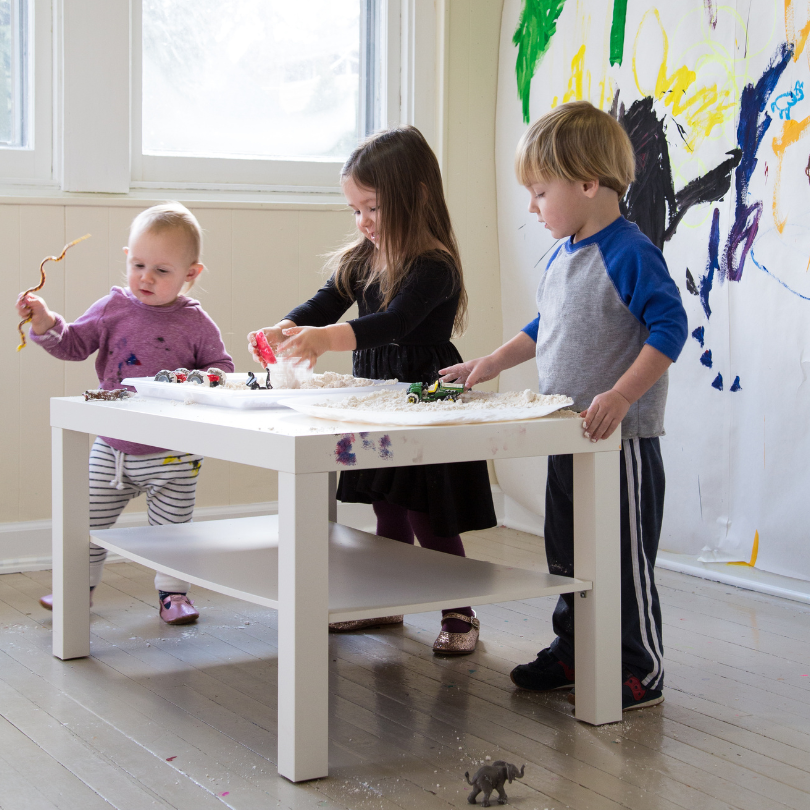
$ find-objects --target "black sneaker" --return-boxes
[510,648,575,691]
[566,671,664,711]
[621,672,663,711]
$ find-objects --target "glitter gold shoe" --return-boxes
[432,611,479,655]
[328,615,404,632]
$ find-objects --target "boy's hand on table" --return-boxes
[440,355,500,389]
[580,389,630,442]
[16,293,57,335]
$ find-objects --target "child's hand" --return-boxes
[246,327,286,367]
[16,293,56,335]
[440,355,500,389]
[279,326,330,368]
[580,389,630,442]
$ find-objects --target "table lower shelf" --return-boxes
[91,515,591,621]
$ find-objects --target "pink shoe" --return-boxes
[159,594,199,625]
[39,589,94,610]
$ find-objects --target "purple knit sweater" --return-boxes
[32,286,234,454]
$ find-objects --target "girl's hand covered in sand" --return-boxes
[440,355,502,389]
[279,326,332,368]
[247,326,287,367]
[16,293,56,336]
[580,389,630,442]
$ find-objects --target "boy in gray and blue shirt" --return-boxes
[441,101,688,710]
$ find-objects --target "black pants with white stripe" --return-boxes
[544,437,665,690]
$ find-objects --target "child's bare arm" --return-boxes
[440,331,536,389]
[16,293,57,336]
[582,345,672,442]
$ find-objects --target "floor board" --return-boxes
[1,527,809,810]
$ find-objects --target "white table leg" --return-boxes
[277,471,329,782]
[51,427,90,660]
[573,450,622,724]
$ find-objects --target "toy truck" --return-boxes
[406,380,465,404]
[154,367,227,387]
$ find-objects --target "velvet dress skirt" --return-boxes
[336,341,497,537]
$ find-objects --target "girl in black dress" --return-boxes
[248,126,496,654]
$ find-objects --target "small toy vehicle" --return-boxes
[406,380,464,404]
[186,368,228,387]
[154,367,227,387]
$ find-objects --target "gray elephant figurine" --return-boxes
[464,760,525,806]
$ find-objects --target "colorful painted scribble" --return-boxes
[335,434,356,466]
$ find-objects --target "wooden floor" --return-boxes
[1,526,809,810]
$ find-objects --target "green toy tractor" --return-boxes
[406,380,465,404]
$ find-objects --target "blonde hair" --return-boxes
[129,202,203,293]
[515,101,635,196]
[327,126,468,335]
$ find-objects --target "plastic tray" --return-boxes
[121,375,406,410]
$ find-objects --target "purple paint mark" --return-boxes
[700,350,713,368]
[700,208,720,318]
[730,376,742,392]
[360,431,375,450]
[378,434,393,460]
[723,43,792,282]
[335,434,356,466]
[692,326,705,347]
[712,373,724,391]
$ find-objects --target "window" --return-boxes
[0,0,29,148]
[0,0,50,184]
[132,0,389,191]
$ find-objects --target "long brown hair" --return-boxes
[328,126,468,335]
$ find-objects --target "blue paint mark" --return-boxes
[723,43,792,282]
[700,208,720,318]
[335,434,356,466]
[700,350,713,368]
[749,249,810,301]
[378,434,393,460]
[692,326,705,347]
[712,373,724,391]
[360,431,375,450]
[117,352,142,377]
[730,376,742,392]
[770,80,804,120]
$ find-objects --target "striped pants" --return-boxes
[544,437,666,690]
[89,437,204,593]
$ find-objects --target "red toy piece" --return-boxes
[254,330,277,366]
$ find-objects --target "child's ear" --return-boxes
[123,246,128,255]
[186,262,204,281]
[582,179,600,198]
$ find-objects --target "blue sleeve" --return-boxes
[522,316,539,342]
[604,239,688,362]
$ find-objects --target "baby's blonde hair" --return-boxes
[130,202,203,263]
[515,101,635,196]
[129,202,203,293]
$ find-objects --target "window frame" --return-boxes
[129,0,410,193]
[0,0,52,185]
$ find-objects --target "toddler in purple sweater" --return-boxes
[16,202,234,625]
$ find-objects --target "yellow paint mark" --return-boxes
[162,456,180,465]
[771,116,810,233]
[728,531,760,567]
[632,9,735,151]
[551,95,559,108]
[563,45,588,103]
[785,0,810,61]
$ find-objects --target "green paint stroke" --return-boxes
[513,0,568,123]
[609,0,628,66]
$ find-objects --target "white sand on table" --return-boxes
[321,389,573,413]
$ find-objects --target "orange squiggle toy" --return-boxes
[17,234,91,351]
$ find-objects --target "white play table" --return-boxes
[49,395,622,782]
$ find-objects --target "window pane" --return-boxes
[0,0,28,148]
[142,0,362,161]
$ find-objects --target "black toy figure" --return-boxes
[464,761,525,806]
